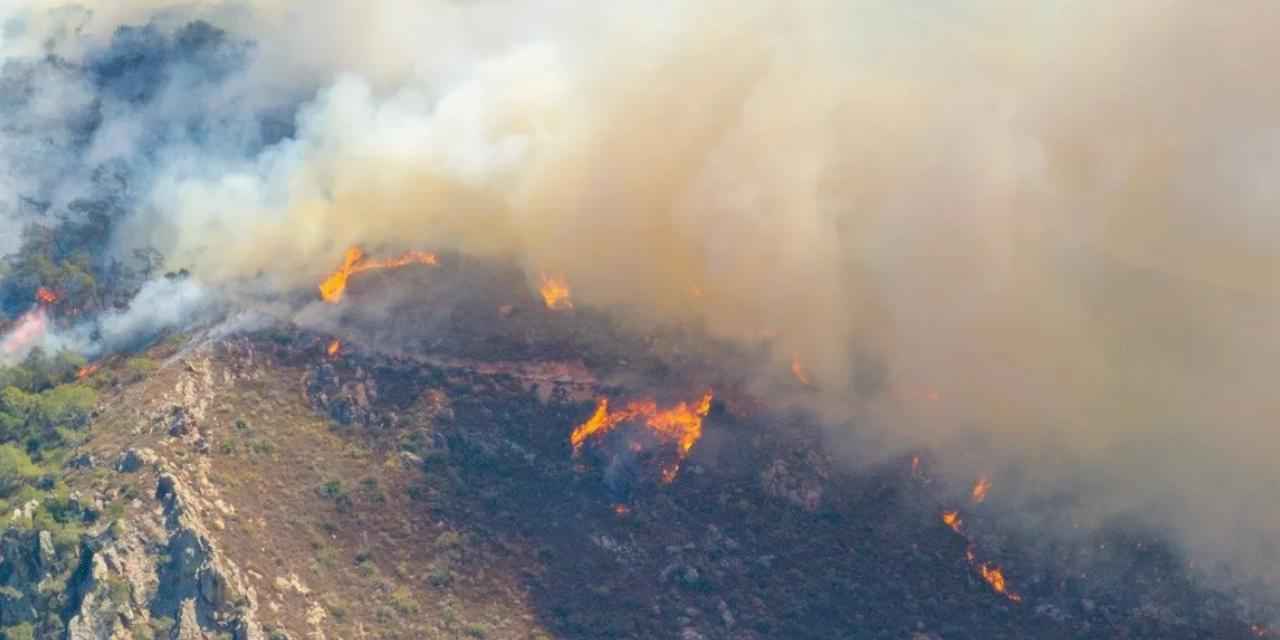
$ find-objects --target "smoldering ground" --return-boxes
[5,0,1280,617]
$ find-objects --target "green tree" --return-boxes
[0,444,39,498]
[0,382,96,454]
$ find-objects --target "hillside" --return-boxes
[0,273,1268,640]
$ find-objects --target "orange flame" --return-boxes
[319,247,439,303]
[790,355,811,386]
[942,511,1021,603]
[911,455,923,479]
[971,475,992,504]
[76,363,101,380]
[570,391,713,483]
[942,511,963,534]
[326,339,341,358]
[35,287,59,305]
[539,273,573,310]
[613,504,630,516]
[977,562,1022,602]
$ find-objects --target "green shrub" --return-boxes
[0,382,96,455]
[434,530,463,552]
[427,562,452,588]
[319,480,344,499]
[124,358,159,379]
[0,444,40,498]
[149,616,175,635]
[1,622,35,640]
[105,577,131,607]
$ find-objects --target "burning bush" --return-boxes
[571,391,713,487]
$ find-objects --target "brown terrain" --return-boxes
[6,261,1271,640]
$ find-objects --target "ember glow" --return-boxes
[76,363,101,380]
[977,562,1021,602]
[971,476,992,504]
[613,504,630,516]
[327,339,342,358]
[538,273,573,310]
[35,287,59,305]
[790,355,811,386]
[318,247,439,303]
[942,511,963,534]
[941,510,1022,603]
[570,391,713,482]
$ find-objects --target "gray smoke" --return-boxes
[89,275,220,355]
[4,0,1280,617]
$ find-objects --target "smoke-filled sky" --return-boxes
[4,0,1280,610]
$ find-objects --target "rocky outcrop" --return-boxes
[303,362,382,428]
[116,448,157,473]
[759,453,829,512]
[47,465,264,640]
[0,529,61,629]
[151,471,263,640]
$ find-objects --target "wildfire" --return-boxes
[570,390,713,483]
[977,562,1021,602]
[327,339,341,358]
[318,246,439,303]
[942,511,963,534]
[35,287,59,305]
[76,363,101,380]
[790,355,811,386]
[911,455,923,480]
[538,273,573,310]
[613,504,631,516]
[971,475,992,504]
[1,308,48,355]
[941,510,1022,603]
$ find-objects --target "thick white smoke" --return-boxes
[6,0,1280,610]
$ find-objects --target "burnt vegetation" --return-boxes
[0,13,1274,640]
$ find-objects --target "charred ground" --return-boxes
[1,260,1269,639]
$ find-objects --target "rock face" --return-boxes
[1,470,262,640]
[0,529,59,628]
[303,362,382,428]
[759,455,828,512]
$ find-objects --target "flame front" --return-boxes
[976,562,1020,602]
[538,273,573,310]
[971,476,992,504]
[319,246,439,303]
[35,287,59,305]
[570,391,713,483]
[941,510,1021,603]
[327,339,341,358]
[76,363,101,380]
[790,355,811,386]
[942,511,963,534]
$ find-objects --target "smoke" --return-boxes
[6,0,1280,610]
[88,275,221,355]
